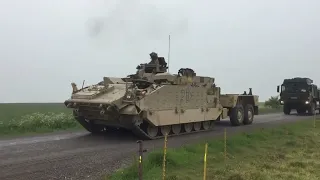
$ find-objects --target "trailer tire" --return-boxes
[243,104,254,125]
[230,104,244,126]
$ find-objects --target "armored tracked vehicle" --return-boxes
[64,53,260,139]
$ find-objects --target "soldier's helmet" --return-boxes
[149,52,158,59]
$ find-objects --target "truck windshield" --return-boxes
[281,83,309,93]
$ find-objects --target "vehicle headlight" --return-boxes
[305,101,309,104]
[280,101,284,104]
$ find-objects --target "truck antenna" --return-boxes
[167,35,171,73]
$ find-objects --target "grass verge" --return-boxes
[0,103,81,137]
[107,119,320,180]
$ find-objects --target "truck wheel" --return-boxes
[229,104,244,126]
[283,105,291,115]
[297,108,305,115]
[243,104,254,125]
[309,102,316,115]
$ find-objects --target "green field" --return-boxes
[0,102,281,137]
[0,103,80,136]
[108,119,320,180]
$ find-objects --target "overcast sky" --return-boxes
[0,0,319,103]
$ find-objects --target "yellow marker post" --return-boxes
[137,140,143,180]
[162,133,168,180]
[224,128,227,163]
[203,143,208,180]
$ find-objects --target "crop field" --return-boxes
[108,119,320,180]
[0,102,281,137]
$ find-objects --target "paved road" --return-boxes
[0,113,314,180]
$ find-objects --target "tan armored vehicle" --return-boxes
[64,53,259,139]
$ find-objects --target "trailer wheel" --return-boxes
[229,104,244,126]
[243,104,254,125]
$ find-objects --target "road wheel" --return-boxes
[283,105,291,115]
[160,125,171,136]
[229,104,244,126]
[243,104,254,125]
[184,123,193,133]
[202,121,211,130]
[193,122,201,131]
[146,124,159,138]
[172,124,182,135]
[209,120,215,129]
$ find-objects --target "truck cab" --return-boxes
[277,77,320,115]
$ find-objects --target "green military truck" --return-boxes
[277,77,320,115]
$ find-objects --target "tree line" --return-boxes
[264,96,281,109]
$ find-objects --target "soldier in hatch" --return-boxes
[71,82,78,94]
[136,65,144,78]
[135,52,160,79]
[149,52,159,65]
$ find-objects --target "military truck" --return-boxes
[64,53,259,139]
[277,77,320,115]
